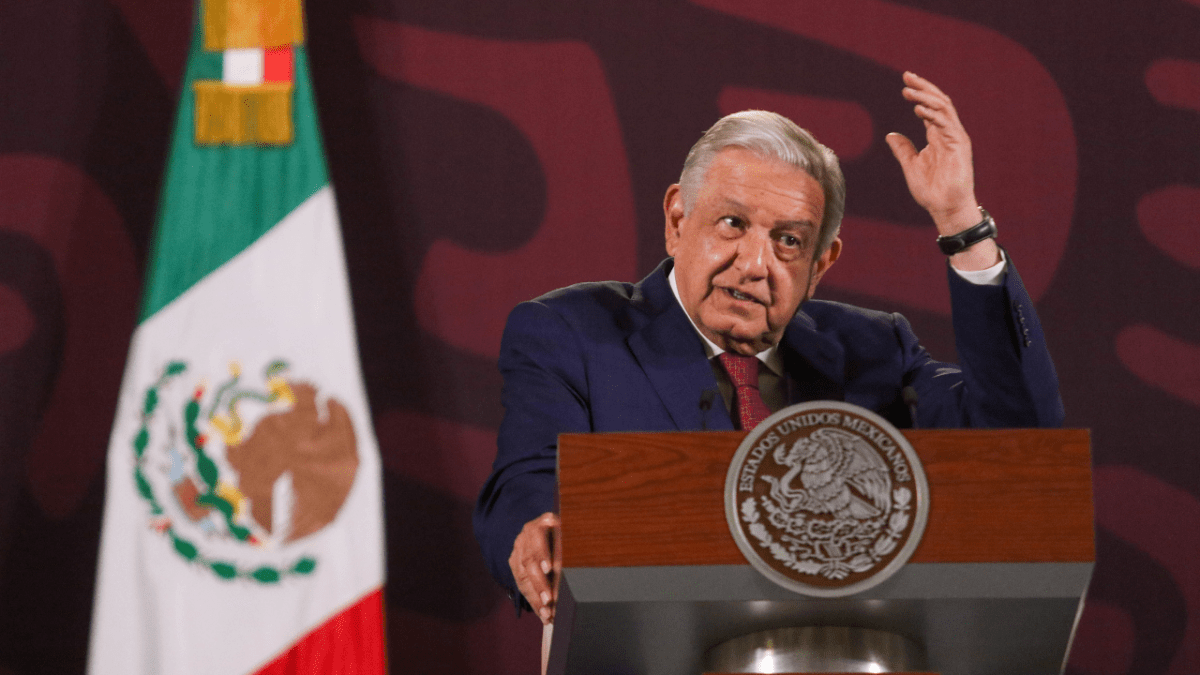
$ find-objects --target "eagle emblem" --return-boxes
[725,402,929,597]
[765,428,892,521]
[131,358,359,583]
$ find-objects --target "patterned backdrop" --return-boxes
[1,0,1198,673]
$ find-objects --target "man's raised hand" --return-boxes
[885,71,999,270]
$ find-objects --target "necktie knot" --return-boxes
[718,353,760,389]
[717,353,771,430]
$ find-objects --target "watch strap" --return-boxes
[936,208,997,255]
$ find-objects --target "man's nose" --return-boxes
[734,229,770,278]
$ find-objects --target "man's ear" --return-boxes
[663,184,685,257]
[805,237,842,299]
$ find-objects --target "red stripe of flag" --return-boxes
[264,46,294,83]
[253,589,387,675]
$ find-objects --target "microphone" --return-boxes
[699,389,717,431]
[902,386,920,429]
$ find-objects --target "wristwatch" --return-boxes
[936,207,997,255]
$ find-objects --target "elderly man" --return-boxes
[474,72,1063,624]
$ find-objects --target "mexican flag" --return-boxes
[87,2,386,674]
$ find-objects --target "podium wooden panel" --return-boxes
[547,429,1093,675]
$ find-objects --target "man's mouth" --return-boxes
[723,287,762,304]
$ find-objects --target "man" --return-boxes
[474,72,1063,624]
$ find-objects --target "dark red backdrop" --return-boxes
[2,1,1198,673]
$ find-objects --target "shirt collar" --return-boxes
[668,267,783,376]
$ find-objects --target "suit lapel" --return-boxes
[780,307,846,404]
[627,262,733,431]
[624,262,848,425]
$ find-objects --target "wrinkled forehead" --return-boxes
[686,146,809,204]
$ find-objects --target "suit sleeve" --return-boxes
[473,300,591,594]
[902,254,1064,428]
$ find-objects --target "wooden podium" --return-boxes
[546,429,1093,675]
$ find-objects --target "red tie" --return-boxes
[718,353,771,431]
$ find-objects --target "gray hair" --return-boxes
[678,110,845,257]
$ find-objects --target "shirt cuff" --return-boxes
[952,249,1007,286]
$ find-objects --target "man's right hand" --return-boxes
[509,512,562,625]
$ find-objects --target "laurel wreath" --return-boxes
[133,360,317,583]
[741,489,912,580]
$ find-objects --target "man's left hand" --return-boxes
[885,71,1000,271]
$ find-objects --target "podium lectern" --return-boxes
[547,429,1093,675]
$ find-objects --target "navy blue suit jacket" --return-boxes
[474,257,1063,594]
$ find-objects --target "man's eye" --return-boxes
[775,233,809,260]
[778,233,810,252]
[718,216,743,230]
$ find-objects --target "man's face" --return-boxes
[665,147,841,355]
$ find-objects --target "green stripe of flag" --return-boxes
[140,11,329,321]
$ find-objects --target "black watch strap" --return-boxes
[936,208,997,255]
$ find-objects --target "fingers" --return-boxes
[886,71,978,223]
[509,512,562,625]
[901,72,963,131]
[902,70,949,101]
[885,132,917,169]
[902,85,949,110]
[906,97,957,131]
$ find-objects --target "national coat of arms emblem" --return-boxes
[131,358,358,583]
[725,401,929,597]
